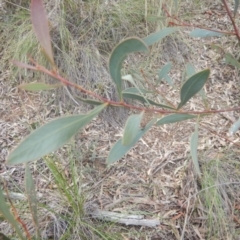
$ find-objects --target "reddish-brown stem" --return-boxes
[169,22,235,36]
[222,0,240,42]
[4,183,32,240]
[200,124,240,147]
[34,63,109,103]
[29,61,240,115]
[162,3,236,36]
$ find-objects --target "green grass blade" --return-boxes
[25,164,40,238]
[156,114,196,125]
[44,157,78,212]
[109,37,149,99]
[7,104,107,165]
[178,69,210,109]
[122,112,144,146]
[107,118,156,164]
[143,27,178,46]
[0,189,25,240]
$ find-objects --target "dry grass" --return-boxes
[1,0,240,239]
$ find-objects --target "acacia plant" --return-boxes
[6,0,240,169]
[1,0,240,239]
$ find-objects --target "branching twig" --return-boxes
[19,59,240,116]
[200,123,240,147]
[222,0,240,43]
[16,3,240,118]
[162,3,236,36]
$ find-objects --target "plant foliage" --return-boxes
[2,0,240,238]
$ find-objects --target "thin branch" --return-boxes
[23,60,240,115]
[222,0,240,43]
[162,4,236,36]
[169,22,235,36]
[200,123,240,147]
[4,183,32,240]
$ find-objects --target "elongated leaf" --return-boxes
[158,62,173,85]
[12,60,38,70]
[109,38,148,99]
[19,82,61,92]
[163,75,173,86]
[25,164,40,238]
[189,29,225,38]
[122,92,174,109]
[209,44,225,54]
[107,118,156,164]
[185,63,196,78]
[158,62,172,78]
[234,0,239,17]
[123,87,152,94]
[122,75,153,94]
[7,104,107,165]
[75,96,103,105]
[122,74,136,84]
[0,189,25,240]
[178,69,210,109]
[186,63,206,102]
[122,112,144,146]
[156,114,196,125]
[143,27,178,46]
[122,74,154,100]
[190,124,201,175]
[224,53,240,69]
[229,117,240,135]
[31,0,54,64]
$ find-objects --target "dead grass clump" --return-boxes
[178,149,240,239]
[199,151,240,239]
[1,0,171,125]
